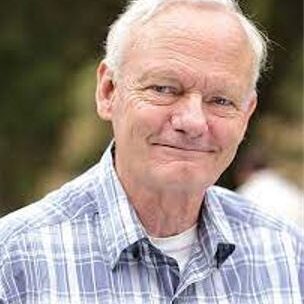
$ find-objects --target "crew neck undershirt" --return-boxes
[149,224,198,273]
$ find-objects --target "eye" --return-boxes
[205,96,239,117]
[149,85,178,95]
[211,96,234,107]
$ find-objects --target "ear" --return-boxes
[239,91,257,141]
[245,91,257,119]
[95,60,116,121]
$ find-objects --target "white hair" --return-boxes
[104,0,268,88]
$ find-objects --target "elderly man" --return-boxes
[0,0,303,303]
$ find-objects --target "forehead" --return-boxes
[147,3,243,39]
[127,3,250,55]
[121,3,253,91]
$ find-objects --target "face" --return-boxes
[96,5,257,192]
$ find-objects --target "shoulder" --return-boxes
[0,163,101,257]
[209,186,303,299]
[208,185,303,251]
[209,185,301,230]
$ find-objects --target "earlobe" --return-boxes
[95,61,115,121]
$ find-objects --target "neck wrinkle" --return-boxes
[119,172,205,237]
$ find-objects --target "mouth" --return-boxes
[152,143,216,153]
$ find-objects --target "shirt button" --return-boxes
[133,248,140,259]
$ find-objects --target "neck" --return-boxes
[120,176,205,237]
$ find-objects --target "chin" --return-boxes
[151,164,210,189]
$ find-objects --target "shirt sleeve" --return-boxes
[0,244,23,304]
[297,235,304,298]
[0,248,8,304]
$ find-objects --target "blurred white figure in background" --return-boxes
[235,148,304,229]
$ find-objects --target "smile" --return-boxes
[152,143,215,153]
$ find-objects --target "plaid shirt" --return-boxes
[0,144,303,303]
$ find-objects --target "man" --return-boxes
[0,0,303,303]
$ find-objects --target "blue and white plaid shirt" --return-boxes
[0,144,303,303]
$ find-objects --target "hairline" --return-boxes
[104,0,267,92]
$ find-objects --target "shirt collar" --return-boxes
[96,142,235,269]
[96,142,146,269]
[200,187,236,268]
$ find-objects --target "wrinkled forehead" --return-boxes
[118,3,254,89]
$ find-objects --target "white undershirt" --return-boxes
[149,224,198,273]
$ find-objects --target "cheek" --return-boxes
[138,105,168,130]
[131,101,170,135]
[112,95,168,142]
[209,116,247,149]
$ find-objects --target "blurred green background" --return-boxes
[0,0,303,216]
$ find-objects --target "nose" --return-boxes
[171,93,209,138]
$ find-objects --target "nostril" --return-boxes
[170,116,186,134]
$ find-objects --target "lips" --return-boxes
[152,142,216,153]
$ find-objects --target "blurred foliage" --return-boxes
[0,0,303,216]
